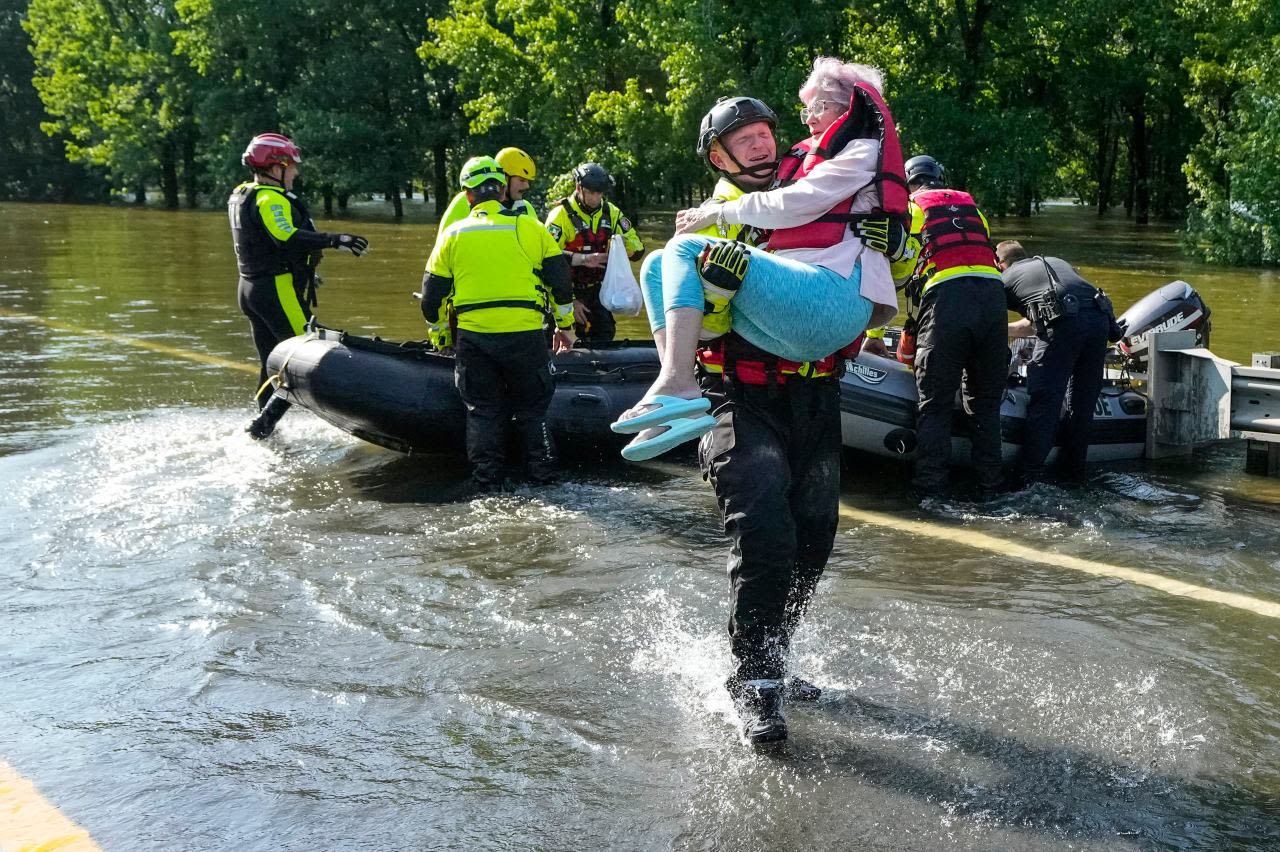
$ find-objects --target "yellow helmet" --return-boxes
[495,147,536,181]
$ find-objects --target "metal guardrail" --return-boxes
[1142,333,1280,474]
[1229,355,1280,435]
[1230,354,1280,475]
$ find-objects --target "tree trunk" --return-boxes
[134,181,147,205]
[433,142,449,216]
[1098,129,1119,216]
[388,184,403,219]
[1095,118,1112,216]
[160,141,180,210]
[954,0,993,103]
[1130,99,1149,225]
[338,193,349,212]
[182,131,198,208]
[1017,183,1033,217]
[323,184,334,216]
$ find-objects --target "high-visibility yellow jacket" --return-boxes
[421,199,573,334]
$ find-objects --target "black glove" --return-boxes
[698,240,751,292]
[853,215,908,261]
[1109,317,1128,343]
[330,233,369,256]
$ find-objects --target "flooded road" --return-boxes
[1,201,1278,850]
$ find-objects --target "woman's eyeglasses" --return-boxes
[800,99,843,123]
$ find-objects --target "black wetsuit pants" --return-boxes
[573,286,617,344]
[1020,306,1111,482]
[237,273,309,409]
[698,375,842,684]
[912,277,1009,495]
[454,328,556,487]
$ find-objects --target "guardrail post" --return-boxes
[1234,352,1280,476]
[1144,330,1235,458]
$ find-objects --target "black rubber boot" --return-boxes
[784,676,822,702]
[730,679,787,745]
[515,416,558,485]
[246,394,291,440]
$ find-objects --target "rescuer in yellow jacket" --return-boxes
[420,156,575,490]
[436,147,539,234]
[895,154,1006,502]
[230,132,368,440]
[543,163,645,344]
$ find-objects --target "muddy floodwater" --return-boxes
[1,201,1278,850]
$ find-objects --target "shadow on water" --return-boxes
[765,695,1280,849]
[335,444,682,505]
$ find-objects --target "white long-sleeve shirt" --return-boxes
[720,138,899,328]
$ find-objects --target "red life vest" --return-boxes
[559,197,622,286]
[911,188,998,275]
[559,197,617,253]
[697,332,864,385]
[767,83,909,252]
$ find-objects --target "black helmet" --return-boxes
[905,155,947,191]
[573,162,613,192]
[696,96,778,165]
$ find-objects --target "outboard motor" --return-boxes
[1114,280,1211,373]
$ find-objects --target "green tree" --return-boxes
[423,0,664,211]
[177,0,443,216]
[1182,0,1280,264]
[0,0,105,199]
[25,0,201,207]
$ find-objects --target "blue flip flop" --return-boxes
[610,395,710,435]
[621,414,717,462]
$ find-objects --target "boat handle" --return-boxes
[574,393,604,405]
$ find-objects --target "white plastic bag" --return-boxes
[599,234,644,316]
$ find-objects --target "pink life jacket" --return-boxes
[766,83,908,252]
[911,188,999,274]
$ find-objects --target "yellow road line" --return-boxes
[7,307,1276,620]
[0,307,258,375]
[840,504,1280,620]
[0,758,100,852]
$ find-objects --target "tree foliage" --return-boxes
[6,0,1279,264]
[0,0,106,199]
[24,0,199,207]
[174,0,449,214]
[1180,0,1280,264]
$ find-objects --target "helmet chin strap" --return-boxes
[717,142,778,187]
[575,190,602,214]
[257,163,288,187]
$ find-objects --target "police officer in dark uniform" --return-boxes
[997,240,1120,485]
[229,133,368,438]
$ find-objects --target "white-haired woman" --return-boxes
[615,57,901,460]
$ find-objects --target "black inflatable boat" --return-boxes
[265,328,660,454]
[265,281,1211,464]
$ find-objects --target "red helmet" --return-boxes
[242,133,302,170]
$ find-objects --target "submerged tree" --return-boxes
[25,0,201,207]
[176,0,444,217]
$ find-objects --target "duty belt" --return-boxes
[1027,256,1116,337]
